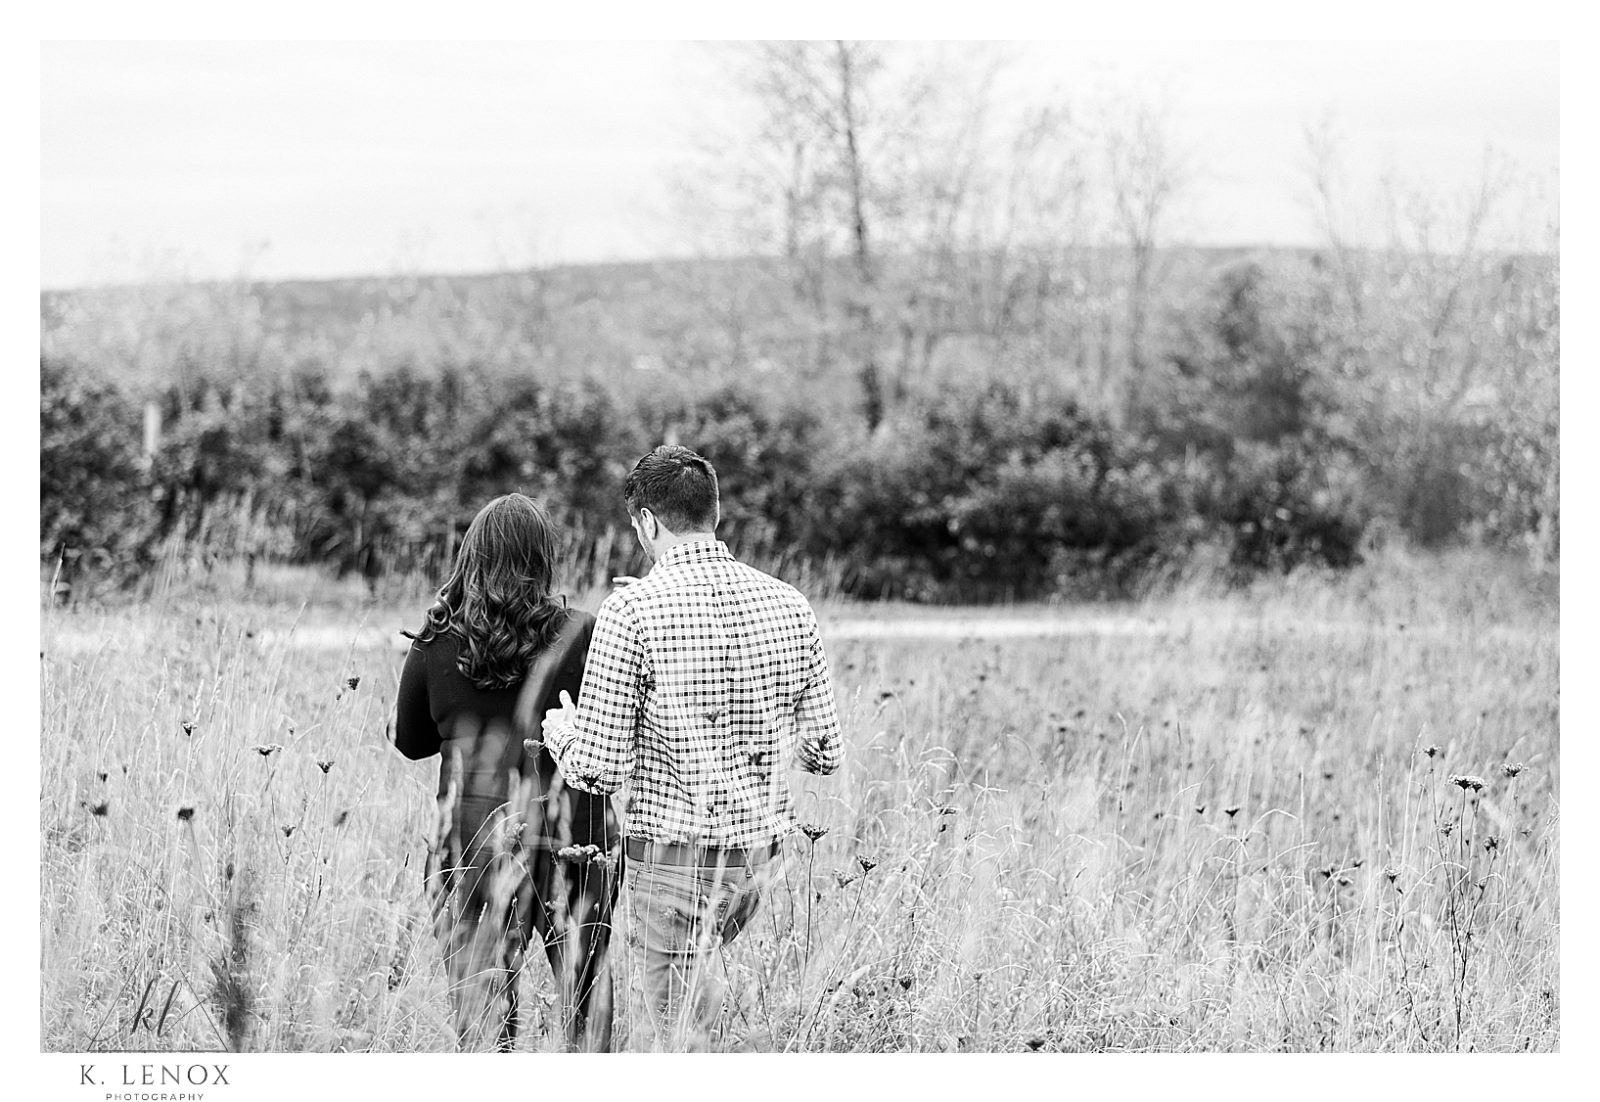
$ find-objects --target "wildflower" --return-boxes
[182,721,196,737]
[97,770,108,783]
[176,805,195,822]
[858,856,878,875]
[1025,1037,1047,1051]
[799,822,828,842]
[316,759,334,774]
[1194,804,1206,814]
[1484,835,1500,852]
[1439,819,1455,837]
[346,676,361,691]
[1422,745,1441,759]
[1224,805,1241,819]
[1337,876,1352,887]
[1448,774,1487,793]
[558,844,603,864]
[281,825,296,838]
[1501,762,1525,778]
[1383,865,1401,884]
[253,743,283,757]
[333,810,350,828]
[89,801,109,817]
[833,870,857,889]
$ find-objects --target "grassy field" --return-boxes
[38,549,1558,1052]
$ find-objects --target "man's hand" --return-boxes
[612,575,640,588]
[542,688,579,746]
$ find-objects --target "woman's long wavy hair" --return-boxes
[403,494,569,690]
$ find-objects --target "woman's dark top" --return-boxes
[394,608,614,850]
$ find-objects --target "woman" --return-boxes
[394,493,618,1052]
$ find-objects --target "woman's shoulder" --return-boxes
[404,623,460,660]
[562,606,597,633]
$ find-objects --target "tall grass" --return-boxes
[39,550,1557,1051]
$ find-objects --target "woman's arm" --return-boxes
[393,641,442,760]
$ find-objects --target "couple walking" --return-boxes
[394,444,843,1051]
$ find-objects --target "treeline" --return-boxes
[39,249,1558,602]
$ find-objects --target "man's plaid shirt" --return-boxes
[545,538,842,849]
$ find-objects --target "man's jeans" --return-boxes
[623,848,778,1050]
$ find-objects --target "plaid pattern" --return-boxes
[545,538,842,848]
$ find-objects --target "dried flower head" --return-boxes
[182,721,196,737]
[176,805,195,822]
[253,743,283,757]
[858,856,878,875]
[1422,745,1442,759]
[316,759,334,774]
[1448,774,1487,793]
[1224,805,1241,819]
[333,809,350,828]
[1483,835,1500,852]
[89,801,109,817]
[833,870,857,889]
[1501,762,1525,778]
[557,844,604,864]
[281,824,296,838]
[1383,865,1401,884]
[799,822,828,842]
[346,676,361,691]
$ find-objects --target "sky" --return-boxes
[39,39,1559,289]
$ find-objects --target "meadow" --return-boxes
[38,548,1558,1053]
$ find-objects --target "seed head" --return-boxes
[182,721,196,737]
[1383,865,1401,884]
[253,743,283,757]
[1484,835,1500,852]
[281,824,296,838]
[857,856,878,875]
[1501,762,1525,778]
[1448,774,1487,793]
[346,676,361,691]
[316,759,334,774]
[176,805,195,822]
[799,822,828,842]
[1422,745,1442,759]
[1224,805,1241,819]
[833,870,856,889]
[90,800,109,817]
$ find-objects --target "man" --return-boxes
[541,444,842,1050]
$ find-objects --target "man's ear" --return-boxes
[637,507,658,539]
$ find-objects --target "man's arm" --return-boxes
[794,616,842,775]
[542,595,644,794]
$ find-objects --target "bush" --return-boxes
[815,384,1173,600]
[39,357,159,584]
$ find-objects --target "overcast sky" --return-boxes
[39,40,1559,289]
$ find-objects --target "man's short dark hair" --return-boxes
[624,445,720,533]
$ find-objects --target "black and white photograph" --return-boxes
[29,9,1577,1091]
